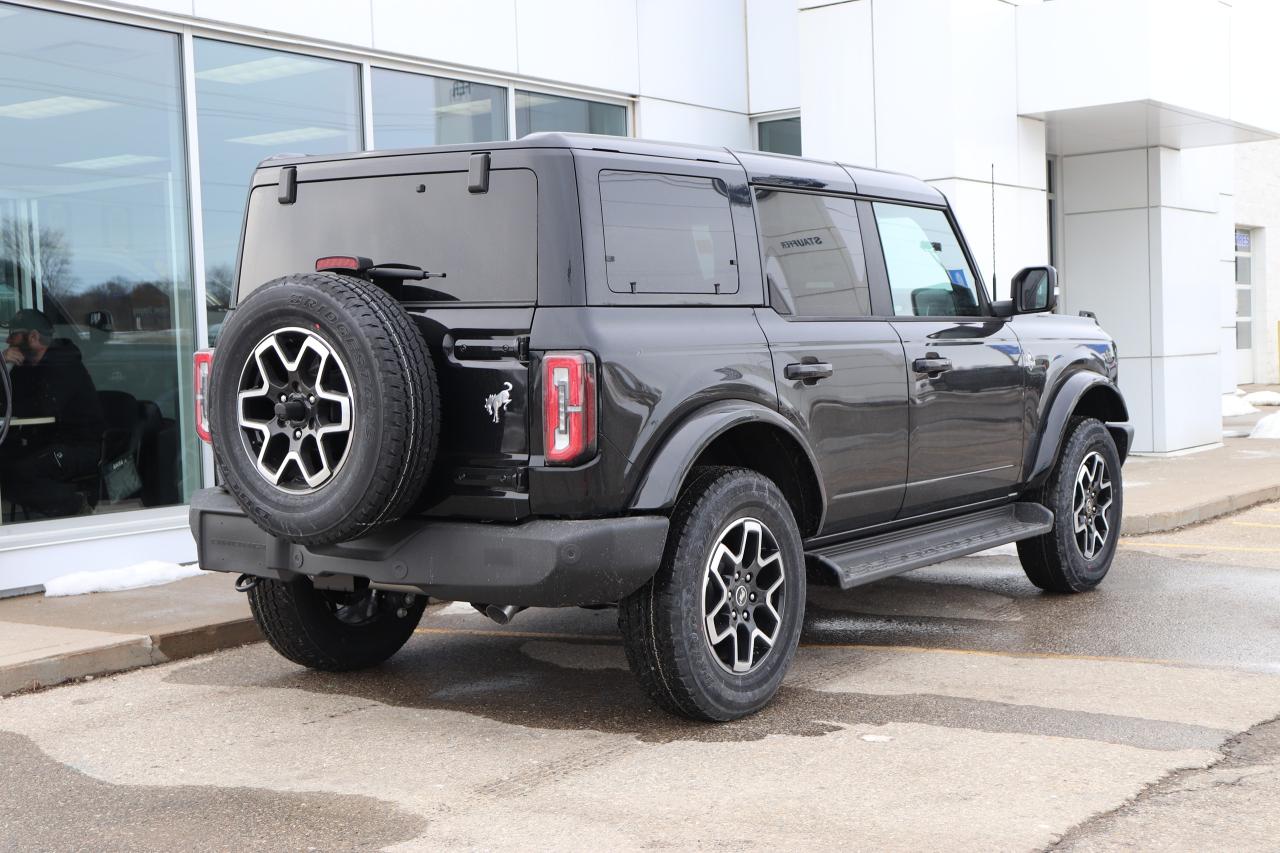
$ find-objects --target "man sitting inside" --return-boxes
[1,308,105,518]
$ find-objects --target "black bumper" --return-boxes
[189,488,668,607]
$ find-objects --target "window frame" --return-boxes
[749,186,992,322]
[751,187,876,321]
[864,197,994,321]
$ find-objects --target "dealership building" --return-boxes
[2,0,1278,593]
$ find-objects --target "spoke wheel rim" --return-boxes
[236,327,355,494]
[701,517,786,675]
[1072,450,1114,560]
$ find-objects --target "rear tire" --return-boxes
[248,577,426,671]
[1017,417,1123,592]
[618,467,805,721]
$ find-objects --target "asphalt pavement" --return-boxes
[3,503,1280,851]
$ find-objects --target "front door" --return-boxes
[869,201,1025,517]
[753,188,909,535]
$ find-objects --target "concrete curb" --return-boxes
[0,617,262,697]
[1123,484,1280,535]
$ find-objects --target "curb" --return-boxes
[1123,484,1280,535]
[0,617,262,697]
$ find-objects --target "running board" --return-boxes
[806,502,1053,590]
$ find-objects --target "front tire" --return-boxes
[618,467,806,721]
[1017,417,1123,592]
[248,577,426,671]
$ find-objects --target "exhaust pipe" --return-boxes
[472,603,526,625]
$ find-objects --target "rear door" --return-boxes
[235,158,541,519]
[866,201,1025,517]
[752,188,909,535]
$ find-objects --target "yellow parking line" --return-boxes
[1230,521,1280,529]
[413,625,1196,667]
[1123,541,1280,554]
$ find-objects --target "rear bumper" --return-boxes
[189,488,668,607]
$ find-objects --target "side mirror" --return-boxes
[1011,265,1057,314]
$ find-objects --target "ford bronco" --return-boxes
[190,133,1131,721]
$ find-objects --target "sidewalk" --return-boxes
[3,399,1279,696]
[0,573,258,696]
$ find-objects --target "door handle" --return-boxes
[784,362,834,383]
[912,356,953,375]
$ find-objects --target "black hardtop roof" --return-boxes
[259,132,944,205]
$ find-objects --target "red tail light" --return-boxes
[194,349,213,443]
[315,255,370,272]
[543,351,597,466]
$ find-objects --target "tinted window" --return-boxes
[372,68,507,149]
[755,189,870,318]
[757,117,801,156]
[600,171,738,295]
[238,169,537,304]
[873,203,981,317]
[194,39,362,344]
[516,91,626,136]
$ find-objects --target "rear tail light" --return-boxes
[194,349,213,443]
[543,351,597,466]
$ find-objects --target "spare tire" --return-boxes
[209,271,439,546]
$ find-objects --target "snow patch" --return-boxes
[438,601,477,616]
[1250,412,1280,440]
[43,561,202,597]
[1244,390,1280,407]
[1223,394,1259,417]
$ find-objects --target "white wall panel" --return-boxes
[194,0,373,47]
[796,0,874,164]
[1149,207,1222,358]
[516,0,638,93]
[745,0,800,114]
[636,0,747,112]
[1062,208,1152,359]
[634,98,750,148]
[372,0,517,73]
[1062,150,1148,215]
[1117,356,1154,453]
[121,0,196,14]
[1153,354,1222,450]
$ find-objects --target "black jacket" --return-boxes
[6,339,104,451]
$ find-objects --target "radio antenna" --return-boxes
[991,162,998,298]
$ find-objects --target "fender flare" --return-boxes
[1027,371,1132,487]
[630,400,826,528]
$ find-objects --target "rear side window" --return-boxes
[755,189,871,318]
[237,169,537,304]
[873,202,981,317]
[599,170,739,294]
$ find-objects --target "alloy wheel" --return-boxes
[702,517,786,674]
[236,327,354,493]
[1072,450,1114,560]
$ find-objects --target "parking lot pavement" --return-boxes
[2,505,1279,852]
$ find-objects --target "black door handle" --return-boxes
[912,356,953,374]
[784,362,834,383]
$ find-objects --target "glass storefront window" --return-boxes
[194,39,361,343]
[757,117,801,156]
[371,68,507,149]
[515,90,625,137]
[0,3,199,524]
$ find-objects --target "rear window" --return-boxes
[236,168,537,304]
[599,170,739,295]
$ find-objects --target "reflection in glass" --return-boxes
[372,69,507,149]
[194,39,361,343]
[0,2,198,524]
[757,117,801,156]
[515,90,625,137]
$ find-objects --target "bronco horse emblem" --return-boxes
[484,382,513,423]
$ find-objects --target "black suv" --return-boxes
[190,133,1131,721]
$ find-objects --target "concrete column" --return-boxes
[1059,147,1227,453]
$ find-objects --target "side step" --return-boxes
[806,502,1053,590]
